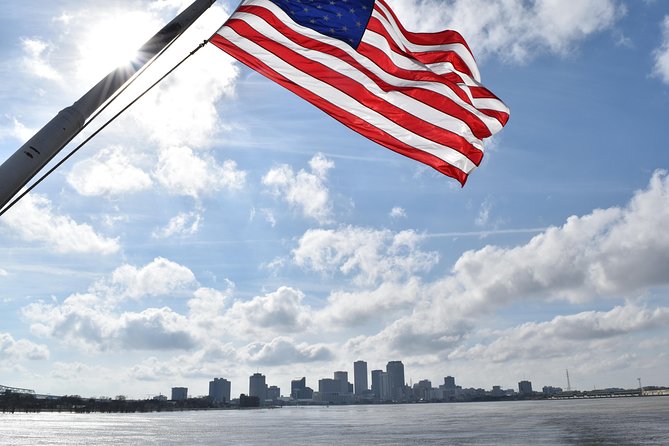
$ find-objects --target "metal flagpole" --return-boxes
[0,0,217,212]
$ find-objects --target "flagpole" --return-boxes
[0,0,217,212]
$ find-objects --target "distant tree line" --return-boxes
[0,391,222,413]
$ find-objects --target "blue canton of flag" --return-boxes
[270,0,375,48]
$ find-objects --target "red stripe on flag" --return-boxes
[210,32,470,185]
[222,16,484,165]
[236,4,493,140]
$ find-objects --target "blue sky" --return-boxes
[1,0,669,399]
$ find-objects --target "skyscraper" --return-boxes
[291,377,313,400]
[354,360,368,394]
[334,371,349,394]
[249,373,267,402]
[171,387,188,401]
[386,361,405,402]
[209,378,231,403]
[371,369,383,400]
[518,380,533,395]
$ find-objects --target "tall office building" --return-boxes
[291,377,306,399]
[334,371,349,394]
[386,361,405,402]
[518,380,533,395]
[171,387,188,401]
[249,373,267,402]
[440,376,457,401]
[379,371,391,401]
[353,360,368,394]
[370,369,383,399]
[209,378,231,403]
[291,377,313,400]
[267,385,280,402]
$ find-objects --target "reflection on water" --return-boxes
[1,397,668,445]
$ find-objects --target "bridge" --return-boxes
[0,384,36,395]
[551,389,642,399]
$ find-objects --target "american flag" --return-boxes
[210,0,509,185]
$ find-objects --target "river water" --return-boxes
[2,397,668,445]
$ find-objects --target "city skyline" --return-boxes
[2,0,669,400]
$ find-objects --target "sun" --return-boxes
[76,10,162,84]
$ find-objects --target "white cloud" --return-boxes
[440,170,669,312]
[314,278,424,329]
[0,117,35,143]
[348,171,669,357]
[153,145,246,198]
[67,145,153,196]
[20,38,62,81]
[22,294,196,351]
[239,337,334,366]
[117,307,196,350]
[223,287,313,338]
[104,257,197,300]
[449,304,669,363]
[188,286,232,324]
[389,0,624,62]
[152,211,202,238]
[0,268,7,277]
[1,193,120,254]
[389,207,407,219]
[475,197,492,227]
[129,6,239,147]
[292,226,439,286]
[0,332,49,361]
[653,16,669,84]
[262,153,334,223]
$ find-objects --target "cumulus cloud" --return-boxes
[262,153,334,223]
[1,193,120,254]
[22,293,196,351]
[475,198,492,227]
[152,211,202,238]
[103,257,197,300]
[20,38,62,81]
[153,146,246,198]
[439,170,669,312]
[117,308,196,350]
[449,304,669,363]
[223,287,313,337]
[67,145,153,196]
[0,117,35,143]
[389,0,624,62]
[314,279,423,329]
[653,16,669,84]
[389,207,407,219]
[292,226,439,286]
[240,337,334,366]
[351,171,669,357]
[129,5,239,147]
[0,332,50,361]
